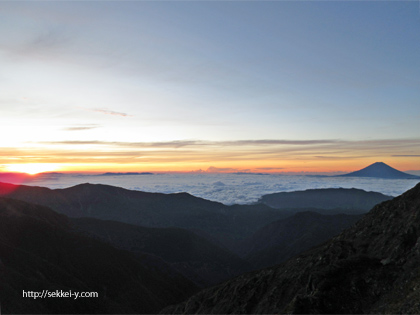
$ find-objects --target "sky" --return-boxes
[1,0,420,174]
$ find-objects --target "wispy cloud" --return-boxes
[63,125,100,131]
[36,137,420,155]
[0,23,72,63]
[221,140,338,146]
[91,108,133,117]
[39,139,340,148]
[8,137,420,172]
[36,138,420,160]
[23,27,67,54]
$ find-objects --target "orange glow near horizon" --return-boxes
[2,136,419,175]
[5,163,60,175]
[1,158,415,175]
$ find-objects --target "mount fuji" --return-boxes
[340,162,420,179]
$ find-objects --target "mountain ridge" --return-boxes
[0,182,289,251]
[340,162,420,179]
[259,187,392,212]
[241,211,363,269]
[0,182,392,253]
[163,182,420,314]
[0,197,198,314]
[72,217,251,287]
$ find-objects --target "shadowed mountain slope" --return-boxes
[241,212,363,269]
[163,183,420,314]
[259,187,392,212]
[340,162,420,179]
[0,198,197,314]
[0,182,288,250]
[72,218,251,287]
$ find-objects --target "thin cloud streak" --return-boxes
[63,125,100,131]
[39,139,341,148]
[91,108,133,117]
[36,138,420,156]
[10,137,418,169]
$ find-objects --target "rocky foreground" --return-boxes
[163,182,420,314]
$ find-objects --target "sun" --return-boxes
[5,163,60,175]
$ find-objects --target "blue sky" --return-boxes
[0,1,419,173]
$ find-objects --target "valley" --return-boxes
[0,176,398,313]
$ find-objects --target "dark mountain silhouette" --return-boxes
[259,187,392,213]
[0,182,288,251]
[240,212,363,269]
[163,182,420,314]
[0,198,197,314]
[0,182,392,257]
[340,162,420,179]
[72,217,251,287]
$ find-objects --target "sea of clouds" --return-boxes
[16,173,420,205]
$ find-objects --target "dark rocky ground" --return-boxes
[0,198,197,314]
[163,182,420,314]
[0,180,406,314]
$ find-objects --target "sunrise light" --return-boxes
[5,163,60,175]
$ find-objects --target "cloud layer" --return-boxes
[0,137,417,173]
[14,173,420,205]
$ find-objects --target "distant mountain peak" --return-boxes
[366,161,387,167]
[341,162,420,179]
